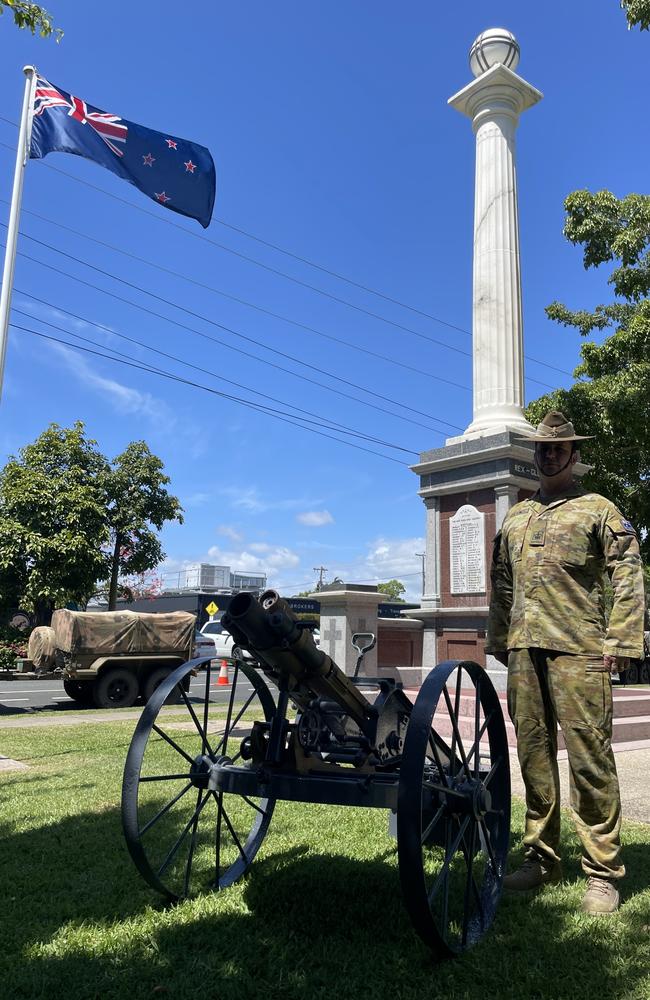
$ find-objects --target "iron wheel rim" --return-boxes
[397,659,510,957]
[122,656,277,901]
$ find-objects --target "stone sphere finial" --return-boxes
[469,28,520,77]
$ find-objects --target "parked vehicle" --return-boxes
[193,628,218,661]
[200,622,250,660]
[44,609,196,709]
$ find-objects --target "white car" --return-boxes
[200,622,251,660]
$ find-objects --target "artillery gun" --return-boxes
[122,590,510,958]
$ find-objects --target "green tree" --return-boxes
[0,1,62,39]
[526,189,650,561]
[621,0,650,30]
[0,422,109,623]
[104,441,183,609]
[377,579,406,602]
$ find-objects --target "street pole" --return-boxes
[415,552,425,596]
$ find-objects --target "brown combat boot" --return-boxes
[502,857,563,892]
[581,877,620,915]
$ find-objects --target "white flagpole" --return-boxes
[0,65,37,404]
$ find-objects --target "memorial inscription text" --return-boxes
[449,504,486,594]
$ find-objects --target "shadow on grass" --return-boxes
[1,798,649,1000]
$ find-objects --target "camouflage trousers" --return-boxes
[507,648,624,880]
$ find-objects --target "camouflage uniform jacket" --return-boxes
[486,486,644,658]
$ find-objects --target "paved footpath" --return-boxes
[509,747,650,825]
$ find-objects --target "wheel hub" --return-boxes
[452,778,492,819]
[189,753,234,790]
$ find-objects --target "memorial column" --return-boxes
[448,30,542,439]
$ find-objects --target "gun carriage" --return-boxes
[122,590,510,958]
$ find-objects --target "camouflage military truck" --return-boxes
[50,609,196,708]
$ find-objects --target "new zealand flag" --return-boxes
[29,75,216,228]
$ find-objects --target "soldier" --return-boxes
[486,410,645,914]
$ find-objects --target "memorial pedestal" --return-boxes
[409,432,588,687]
[315,585,384,676]
[409,431,537,688]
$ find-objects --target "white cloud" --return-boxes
[15,298,155,362]
[207,543,300,572]
[184,492,212,508]
[219,486,324,514]
[217,524,243,542]
[363,536,424,576]
[314,537,425,603]
[46,341,172,423]
[296,510,334,527]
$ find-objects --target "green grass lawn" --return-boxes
[1,715,649,1000]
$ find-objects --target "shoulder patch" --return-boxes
[607,516,637,536]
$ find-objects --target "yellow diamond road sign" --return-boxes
[205,601,219,616]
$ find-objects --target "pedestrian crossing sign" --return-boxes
[205,601,219,616]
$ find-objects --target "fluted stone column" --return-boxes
[449,38,542,438]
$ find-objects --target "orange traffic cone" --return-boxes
[217,659,230,686]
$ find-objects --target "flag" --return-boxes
[29,75,216,228]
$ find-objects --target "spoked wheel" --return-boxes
[122,656,276,901]
[397,659,510,958]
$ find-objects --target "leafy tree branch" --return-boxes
[0,1,62,40]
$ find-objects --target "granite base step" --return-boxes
[404,687,650,751]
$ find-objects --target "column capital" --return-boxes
[448,63,542,124]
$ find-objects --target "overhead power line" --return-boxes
[11,322,412,466]
[13,226,472,395]
[13,276,459,438]
[0,131,573,379]
[6,200,488,387]
[10,227,556,428]
[10,244,467,435]
[11,304,418,456]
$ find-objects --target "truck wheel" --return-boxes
[93,668,139,709]
[63,680,94,705]
[143,667,183,704]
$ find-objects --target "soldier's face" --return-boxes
[535,441,576,479]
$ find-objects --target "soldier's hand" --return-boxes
[603,654,629,674]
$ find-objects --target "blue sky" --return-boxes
[0,1,647,601]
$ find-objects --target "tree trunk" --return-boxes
[108,534,122,610]
[34,598,54,626]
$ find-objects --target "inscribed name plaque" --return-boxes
[449,504,486,594]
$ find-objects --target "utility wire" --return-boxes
[13,228,553,424]
[11,305,418,456]
[11,226,473,395]
[11,250,465,435]
[11,322,411,466]
[7,199,527,389]
[0,132,573,378]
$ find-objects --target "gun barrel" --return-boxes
[222,590,375,731]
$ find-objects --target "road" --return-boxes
[0,673,384,714]
[0,673,256,713]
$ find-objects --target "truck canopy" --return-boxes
[27,626,57,669]
[51,609,195,655]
